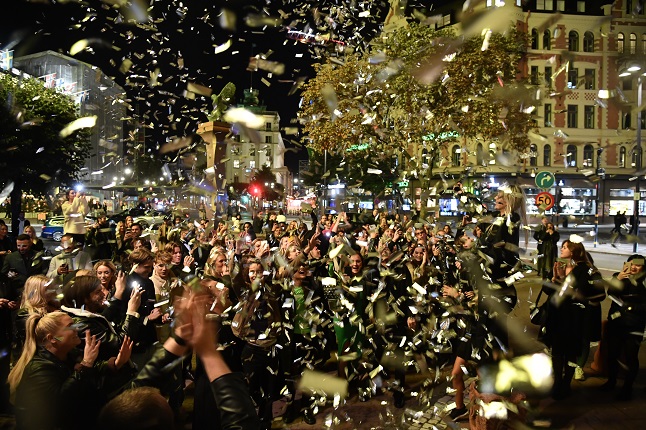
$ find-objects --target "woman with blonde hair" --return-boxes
[14,275,60,355]
[478,184,528,352]
[9,311,132,430]
[23,225,44,253]
[93,260,118,299]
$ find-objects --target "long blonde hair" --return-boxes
[19,275,52,315]
[8,311,69,398]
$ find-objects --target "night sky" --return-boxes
[0,0,411,171]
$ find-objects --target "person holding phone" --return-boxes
[61,188,89,247]
[601,255,646,400]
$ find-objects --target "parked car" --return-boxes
[134,210,167,229]
[40,216,65,241]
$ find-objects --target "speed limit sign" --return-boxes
[535,191,555,210]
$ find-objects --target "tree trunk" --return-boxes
[10,178,22,239]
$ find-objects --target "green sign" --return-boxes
[398,181,409,187]
[535,171,555,189]
[422,131,460,141]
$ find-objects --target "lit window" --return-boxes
[618,33,625,53]
[566,144,577,167]
[233,159,240,169]
[557,0,565,11]
[630,33,637,54]
[577,1,585,12]
[249,160,256,169]
[583,145,594,167]
[620,146,626,167]
[530,144,538,167]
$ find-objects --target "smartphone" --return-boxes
[623,262,632,272]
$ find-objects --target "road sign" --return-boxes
[535,191,555,211]
[535,171,555,189]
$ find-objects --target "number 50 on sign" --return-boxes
[535,192,555,211]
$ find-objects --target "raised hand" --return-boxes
[114,336,134,369]
[82,330,101,367]
[127,288,143,314]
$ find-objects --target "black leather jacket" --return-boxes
[15,348,123,430]
[131,346,260,429]
[61,303,140,361]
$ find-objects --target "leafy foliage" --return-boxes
[0,72,92,193]
[299,22,536,188]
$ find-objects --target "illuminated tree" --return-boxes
[0,72,91,233]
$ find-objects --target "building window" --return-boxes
[233,175,239,184]
[543,30,551,49]
[452,145,461,167]
[544,103,552,127]
[231,145,240,155]
[545,66,552,86]
[249,146,256,157]
[537,0,545,9]
[568,31,579,51]
[530,144,538,167]
[442,14,450,27]
[584,69,595,90]
[544,144,552,166]
[264,135,272,144]
[583,145,594,167]
[476,143,484,165]
[577,1,585,12]
[627,0,633,14]
[583,32,594,52]
[249,160,256,169]
[633,148,640,167]
[624,112,632,129]
[530,66,539,85]
[642,34,646,53]
[265,148,272,158]
[630,33,637,54]
[623,77,633,91]
[566,144,577,167]
[265,122,272,131]
[531,29,539,49]
[584,105,595,129]
[557,0,565,11]
[620,146,626,168]
[233,159,240,169]
[567,105,578,128]
[567,68,578,88]
[618,33,625,53]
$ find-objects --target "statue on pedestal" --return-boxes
[208,82,236,122]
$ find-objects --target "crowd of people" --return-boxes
[0,184,645,430]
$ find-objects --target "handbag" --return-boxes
[529,289,548,326]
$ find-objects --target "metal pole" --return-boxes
[634,74,642,253]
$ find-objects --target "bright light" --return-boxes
[145,180,150,185]
[75,184,84,192]
[619,70,631,77]
[112,176,118,181]
[124,168,132,175]
[294,179,299,183]
[627,65,642,72]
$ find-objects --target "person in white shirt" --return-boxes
[47,234,93,284]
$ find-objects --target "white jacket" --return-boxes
[62,196,89,235]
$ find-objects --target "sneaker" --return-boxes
[449,407,469,421]
[574,366,585,381]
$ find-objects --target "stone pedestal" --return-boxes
[196,121,230,219]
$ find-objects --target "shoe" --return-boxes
[283,404,297,424]
[599,380,616,392]
[303,410,316,425]
[449,407,468,421]
[574,366,585,381]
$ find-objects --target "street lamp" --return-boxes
[634,70,643,252]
